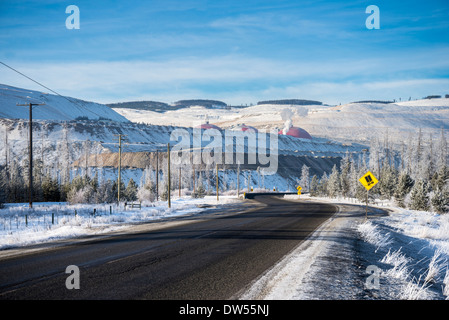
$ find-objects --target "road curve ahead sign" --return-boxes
[359,171,378,191]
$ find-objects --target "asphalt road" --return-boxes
[0,196,337,300]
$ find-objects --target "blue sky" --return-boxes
[1,0,449,105]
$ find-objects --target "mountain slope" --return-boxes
[0,84,129,122]
[112,99,449,145]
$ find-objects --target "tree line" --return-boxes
[306,128,449,213]
[1,127,447,213]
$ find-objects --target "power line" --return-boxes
[0,61,105,119]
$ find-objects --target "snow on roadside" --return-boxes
[359,207,449,300]
[308,196,449,300]
[241,195,449,300]
[0,196,241,250]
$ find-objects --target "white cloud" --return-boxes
[1,48,448,104]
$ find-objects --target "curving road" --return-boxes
[0,196,337,300]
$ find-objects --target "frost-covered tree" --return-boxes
[67,183,95,204]
[94,179,115,203]
[436,128,448,171]
[299,164,310,192]
[326,165,340,198]
[309,175,319,197]
[192,171,206,198]
[339,154,351,198]
[0,166,7,206]
[409,179,430,211]
[378,164,397,200]
[318,172,328,196]
[348,160,360,199]
[431,186,449,214]
[431,165,448,192]
[124,178,138,202]
[394,171,414,208]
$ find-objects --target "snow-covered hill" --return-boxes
[113,98,449,145]
[2,83,447,192]
[0,84,129,122]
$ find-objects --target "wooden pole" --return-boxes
[167,143,171,208]
[216,163,219,202]
[156,150,159,201]
[17,102,45,208]
[365,189,368,221]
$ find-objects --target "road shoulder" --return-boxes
[238,201,382,299]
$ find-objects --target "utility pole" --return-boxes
[17,102,45,208]
[179,166,182,198]
[237,163,240,198]
[167,143,171,208]
[4,128,9,181]
[193,167,196,193]
[216,163,219,202]
[84,139,89,179]
[156,150,159,201]
[114,134,126,203]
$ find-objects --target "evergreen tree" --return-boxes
[436,128,448,171]
[339,155,351,198]
[409,179,430,211]
[41,175,61,202]
[299,164,310,192]
[112,180,126,202]
[192,172,206,198]
[348,160,360,199]
[318,172,328,196]
[90,171,99,194]
[94,179,115,203]
[0,166,7,206]
[431,165,448,191]
[394,171,414,208]
[431,186,449,214]
[160,181,169,201]
[326,165,340,198]
[124,178,138,202]
[310,175,319,197]
[378,164,397,200]
[192,184,206,198]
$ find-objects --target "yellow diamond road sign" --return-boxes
[359,171,378,191]
[297,185,302,195]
